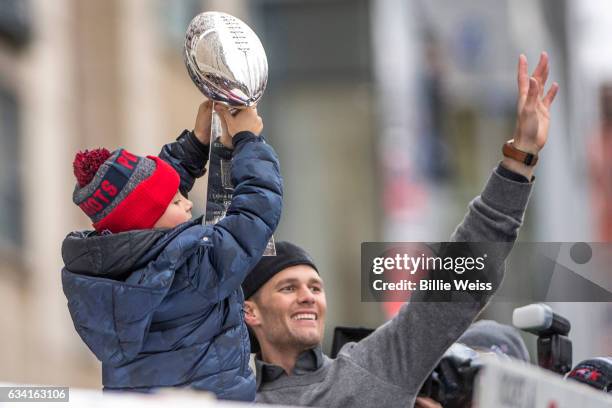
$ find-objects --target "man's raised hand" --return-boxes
[514,52,559,154]
[503,52,560,179]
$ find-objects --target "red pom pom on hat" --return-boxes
[73,148,111,187]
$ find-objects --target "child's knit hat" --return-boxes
[72,148,180,233]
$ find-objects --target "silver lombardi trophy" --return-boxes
[184,11,275,254]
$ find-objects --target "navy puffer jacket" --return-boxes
[61,131,282,400]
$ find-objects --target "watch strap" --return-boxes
[502,139,538,166]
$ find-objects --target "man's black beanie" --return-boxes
[242,241,318,299]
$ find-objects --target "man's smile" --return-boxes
[291,312,318,321]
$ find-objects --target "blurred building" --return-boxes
[0,0,610,389]
[0,0,224,387]
[0,0,381,388]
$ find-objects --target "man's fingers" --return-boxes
[530,52,546,78]
[531,52,549,97]
[525,77,539,111]
[531,52,548,86]
[543,82,559,108]
[517,54,529,96]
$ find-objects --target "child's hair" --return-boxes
[72,148,180,233]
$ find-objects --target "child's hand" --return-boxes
[215,105,264,139]
[217,109,233,149]
[193,100,213,145]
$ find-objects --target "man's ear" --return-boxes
[243,300,260,327]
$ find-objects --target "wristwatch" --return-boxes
[502,139,538,166]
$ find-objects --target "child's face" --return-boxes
[153,191,193,229]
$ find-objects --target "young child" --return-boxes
[61,102,282,401]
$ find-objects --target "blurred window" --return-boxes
[156,0,203,51]
[0,0,31,47]
[0,87,23,248]
[255,0,371,83]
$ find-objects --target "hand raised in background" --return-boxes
[503,52,560,179]
[513,52,559,154]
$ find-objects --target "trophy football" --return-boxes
[184,11,275,255]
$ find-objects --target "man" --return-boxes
[242,53,558,407]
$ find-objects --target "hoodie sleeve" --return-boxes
[199,132,283,300]
[159,130,210,197]
[342,167,533,395]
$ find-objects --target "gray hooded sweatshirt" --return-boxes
[255,166,533,407]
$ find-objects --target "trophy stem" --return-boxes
[200,102,276,255]
[202,101,226,226]
[209,100,216,162]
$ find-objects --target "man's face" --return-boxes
[246,265,327,353]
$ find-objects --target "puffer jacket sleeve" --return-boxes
[159,130,210,197]
[204,131,283,300]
